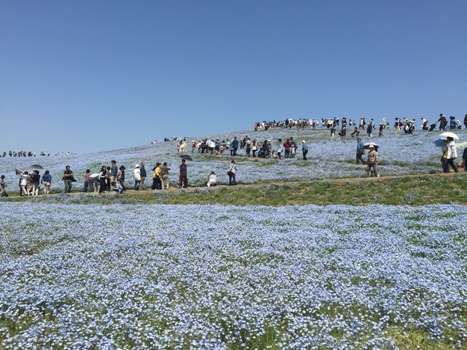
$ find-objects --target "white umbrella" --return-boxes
[439,132,459,141]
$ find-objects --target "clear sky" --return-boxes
[1,0,466,153]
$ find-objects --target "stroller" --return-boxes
[429,123,436,132]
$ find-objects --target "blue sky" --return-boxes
[1,0,466,152]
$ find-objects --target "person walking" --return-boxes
[133,164,141,190]
[366,145,378,177]
[0,175,8,197]
[179,159,188,188]
[227,159,237,185]
[444,137,458,172]
[301,141,309,160]
[63,165,74,193]
[161,162,170,190]
[41,170,52,195]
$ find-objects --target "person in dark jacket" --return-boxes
[230,137,239,156]
[463,147,467,171]
[41,170,52,195]
[63,165,74,193]
[356,138,365,164]
[99,166,107,193]
[139,162,147,190]
[179,159,188,188]
[301,141,309,160]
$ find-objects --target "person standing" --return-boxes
[0,175,8,197]
[83,169,91,192]
[110,160,118,189]
[366,145,378,177]
[152,163,162,190]
[99,166,108,193]
[230,137,239,156]
[31,170,40,196]
[133,164,141,190]
[161,162,170,190]
[356,138,365,164]
[63,166,74,193]
[117,165,126,194]
[179,159,188,188]
[42,170,52,195]
[227,159,237,185]
[462,146,467,171]
[139,162,147,190]
[301,141,309,160]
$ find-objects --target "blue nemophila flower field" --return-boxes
[0,203,465,349]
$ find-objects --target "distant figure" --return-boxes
[0,175,8,197]
[110,160,118,190]
[139,162,147,190]
[133,164,141,190]
[31,170,40,196]
[179,159,188,188]
[83,169,91,192]
[207,171,217,187]
[62,166,74,193]
[301,141,308,160]
[42,170,52,195]
[438,113,448,131]
[463,147,467,171]
[161,162,170,190]
[230,137,239,156]
[117,165,126,194]
[99,166,107,193]
[152,163,162,191]
[443,137,458,173]
[227,159,237,185]
[356,138,364,164]
[366,145,378,177]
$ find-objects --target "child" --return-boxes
[207,171,217,187]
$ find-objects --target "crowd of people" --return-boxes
[1,115,466,198]
[255,114,467,134]
[0,151,75,158]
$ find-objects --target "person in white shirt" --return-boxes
[444,137,458,172]
[227,160,237,185]
[207,171,217,187]
[133,164,141,190]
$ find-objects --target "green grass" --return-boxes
[2,173,466,206]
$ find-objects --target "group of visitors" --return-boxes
[440,137,467,173]
[255,114,467,135]
[0,151,74,158]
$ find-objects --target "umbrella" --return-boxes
[179,154,193,161]
[363,142,379,151]
[30,164,43,170]
[439,132,459,141]
[433,139,446,148]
